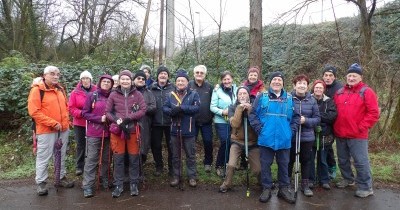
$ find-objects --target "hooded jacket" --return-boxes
[136,85,156,154]
[150,81,175,126]
[82,75,113,138]
[292,91,321,142]
[68,82,97,127]
[210,84,238,124]
[28,80,69,134]
[333,82,379,139]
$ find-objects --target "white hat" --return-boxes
[112,75,119,81]
[80,70,93,80]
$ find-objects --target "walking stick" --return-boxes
[315,126,322,184]
[243,110,250,197]
[97,130,105,190]
[224,122,229,179]
[136,122,145,189]
[178,117,184,191]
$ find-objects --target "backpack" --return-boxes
[31,89,45,132]
[336,85,368,101]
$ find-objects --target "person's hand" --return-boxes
[171,106,182,115]
[54,123,61,131]
[300,116,306,124]
[222,109,228,116]
[101,115,106,122]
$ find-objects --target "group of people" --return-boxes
[28,62,379,203]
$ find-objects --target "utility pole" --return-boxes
[158,0,164,65]
[165,0,175,60]
[196,11,201,62]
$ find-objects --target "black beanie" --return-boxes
[133,70,146,81]
[267,71,284,84]
[322,65,337,77]
[347,63,363,75]
[157,66,170,78]
[175,69,189,81]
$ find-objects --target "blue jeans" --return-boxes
[336,138,372,190]
[310,145,331,184]
[214,123,231,168]
[195,123,213,166]
[259,146,290,189]
[170,136,196,179]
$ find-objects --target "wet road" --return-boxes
[0,181,399,210]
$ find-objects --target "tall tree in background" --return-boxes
[249,0,262,78]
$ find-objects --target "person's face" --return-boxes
[270,77,283,92]
[143,69,150,79]
[176,77,188,90]
[313,83,325,97]
[294,79,308,95]
[43,69,61,85]
[222,75,233,88]
[194,68,206,81]
[248,72,258,83]
[237,89,250,104]
[81,77,91,88]
[100,78,112,91]
[113,79,119,88]
[346,73,362,86]
[134,75,146,87]
[120,75,132,89]
[158,71,169,84]
[323,72,335,85]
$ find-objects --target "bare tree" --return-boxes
[249,0,262,78]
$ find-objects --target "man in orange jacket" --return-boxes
[28,66,74,196]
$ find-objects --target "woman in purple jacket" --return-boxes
[81,75,114,198]
[106,70,146,198]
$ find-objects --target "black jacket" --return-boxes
[314,94,337,137]
[150,81,175,126]
[188,80,213,125]
[325,80,343,99]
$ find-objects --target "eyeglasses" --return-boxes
[136,77,146,81]
[195,71,205,75]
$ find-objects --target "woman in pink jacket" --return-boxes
[68,70,97,176]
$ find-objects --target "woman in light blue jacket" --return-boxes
[210,71,237,177]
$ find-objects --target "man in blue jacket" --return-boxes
[163,69,200,188]
[249,71,298,204]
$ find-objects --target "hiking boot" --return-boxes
[189,179,197,187]
[336,179,355,188]
[259,188,272,203]
[83,188,94,198]
[219,182,229,193]
[322,183,331,190]
[204,165,212,173]
[355,188,374,198]
[302,186,313,197]
[102,178,109,190]
[37,182,48,196]
[278,187,296,204]
[216,167,225,177]
[170,177,179,187]
[75,169,83,176]
[154,168,163,177]
[130,184,139,196]
[60,177,74,188]
[308,182,315,189]
[112,185,124,198]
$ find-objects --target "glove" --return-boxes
[171,106,182,116]
[315,125,322,133]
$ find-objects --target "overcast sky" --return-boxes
[132,0,392,46]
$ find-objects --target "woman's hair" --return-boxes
[220,70,233,81]
[292,74,310,85]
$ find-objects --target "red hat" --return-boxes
[247,66,260,76]
[312,79,326,91]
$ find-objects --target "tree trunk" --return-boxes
[390,96,400,138]
[249,0,262,78]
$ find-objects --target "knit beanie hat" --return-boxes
[347,63,363,75]
[157,66,170,78]
[247,66,260,77]
[140,65,152,73]
[175,69,189,81]
[322,65,337,77]
[80,70,93,80]
[133,70,146,81]
[312,79,326,91]
[119,69,133,79]
[267,71,284,84]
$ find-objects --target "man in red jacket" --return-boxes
[333,63,379,198]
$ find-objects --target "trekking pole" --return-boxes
[294,126,302,199]
[315,126,321,185]
[97,130,105,190]
[224,122,229,179]
[178,117,184,191]
[135,122,145,189]
[243,110,250,198]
